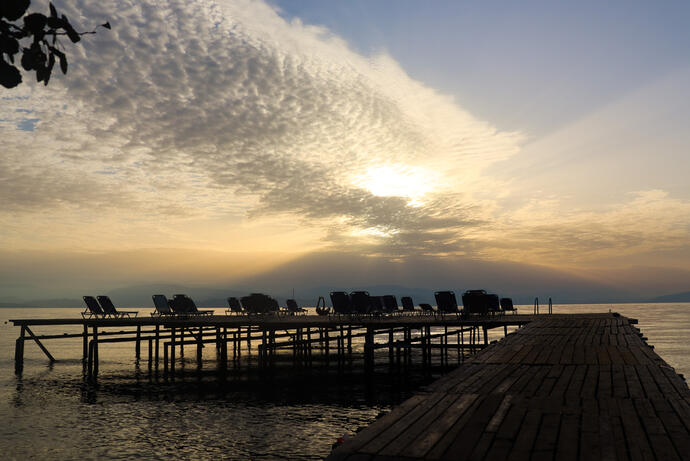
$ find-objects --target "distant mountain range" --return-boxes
[646,291,690,303]
[1,252,687,308]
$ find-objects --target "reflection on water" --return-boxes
[1,304,689,459]
[4,357,446,460]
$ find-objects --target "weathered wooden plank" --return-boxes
[633,398,682,461]
[333,394,428,456]
[378,394,460,457]
[617,398,655,461]
[359,393,449,455]
[439,393,504,461]
[511,408,542,459]
[401,394,478,459]
[551,364,577,398]
[424,396,485,460]
[649,397,690,457]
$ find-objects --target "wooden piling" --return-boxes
[135,325,141,360]
[82,324,88,363]
[14,325,25,374]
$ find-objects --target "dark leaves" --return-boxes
[51,47,67,74]
[61,14,80,42]
[23,13,47,34]
[1,1,106,89]
[46,16,63,29]
[0,58,22,88]
[20,47,34,70]
[44,52,54,85]
[0,0,30,21]
[0,35,19,55]
[20,43,46,72]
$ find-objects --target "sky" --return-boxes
[1,0,689,303]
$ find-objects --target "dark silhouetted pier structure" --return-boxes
[10,312,689,460]
[11,314,528,378]
[328,313,690,461]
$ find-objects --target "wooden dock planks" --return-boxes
[328,314,690,461]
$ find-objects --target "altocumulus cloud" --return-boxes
[1,0,688,265]
[1,0,522,256]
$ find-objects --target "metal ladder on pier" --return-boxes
[533,297,553,314]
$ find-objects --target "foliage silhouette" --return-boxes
[0,0,109,89]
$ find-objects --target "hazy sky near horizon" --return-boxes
[1,0,689,299]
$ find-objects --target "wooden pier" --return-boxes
[328,313,690,461]
[10,314,531,379]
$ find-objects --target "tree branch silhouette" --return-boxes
[1,0,109,89]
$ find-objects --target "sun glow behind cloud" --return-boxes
[351,164,437,205]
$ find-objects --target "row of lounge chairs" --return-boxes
[82,293,307,318]
[82,290,515,319]
[328,290,516,316]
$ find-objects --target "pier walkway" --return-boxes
[328,313,690,461]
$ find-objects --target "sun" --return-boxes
[352,164,436,203]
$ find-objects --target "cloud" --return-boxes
[1,0,688,273]
[1,0,522,254]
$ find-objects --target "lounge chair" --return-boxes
[240,293,279,314]
[382,295,399,315]
[434,291,460,315]
[171,294,214,316]
[487,293,501,316]
[369,295,384,315]
[400,296,416,315]
[96,295,138,318]
[82,295,105,318]
[419,303,435,314]
[462,289,490,315]
[152,294,174,316]
[350,291,372,315]
[285,298,306,315]
[226,296,244,315]
[330,291,353,316]
[500,297,517,314]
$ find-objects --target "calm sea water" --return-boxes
[1,303,688,460]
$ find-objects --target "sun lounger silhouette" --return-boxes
[152,294,175,316]
[82,296,104,318]
[330,291,353,315]
[500,297,517,314]
[171,294,213,316]
[382,295,399,314]
[285,298,306,315]
[369,295,384,314]
[240,293,279,314]
[400,296,416,314]
[96,295,138,318]
[226,296,243,315]
[419,303,434,314]
[350,291,372,315]
[434,291,460,315]
[462,289,490,315]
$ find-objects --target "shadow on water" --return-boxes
[75,352,458,408]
